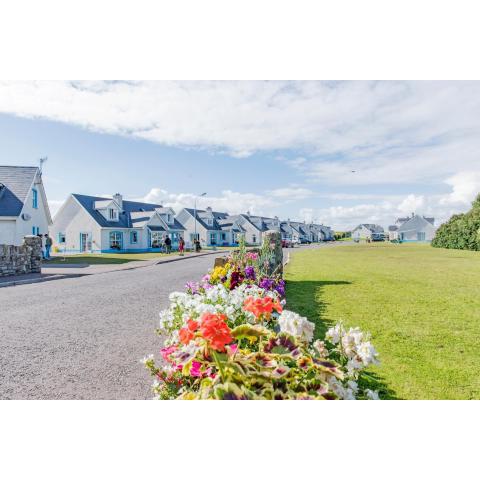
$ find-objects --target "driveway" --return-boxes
[0,252,225,400]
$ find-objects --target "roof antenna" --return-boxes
[39,157,48,174]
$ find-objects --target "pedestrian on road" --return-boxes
[44,233,53,260]
[165,235,172,254]
[179,236,185,256]
[195,239,201,253]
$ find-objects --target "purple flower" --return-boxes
[245,266,256,280]
[274,280,286,297]
[185,281,200,294]
[259,278,275,290]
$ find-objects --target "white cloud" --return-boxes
[137,188,277,217]
[1,81,480,185]
[302,172,480,230]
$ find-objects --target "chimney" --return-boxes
[411,212,415,219]
[113,193,123,210]
[206,206,212,214]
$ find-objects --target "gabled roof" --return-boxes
[72,194,162,228]
[183,208,226,231]
[354,223,384,233]
[0,165,39,217]
[397,215,436,233]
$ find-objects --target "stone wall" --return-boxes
[0,236,42,277]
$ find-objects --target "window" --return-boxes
[150,231,162,248]
[221,233,226,241]
[210,232,216,245]
[58,232,66,243]
[109,231,123,250]
[252,234,257,243]
[32,226,40,235]
[190,233,199,242]
[32,189,38,209]
[417,232,426,241]
[130,231,138,244]
[207,218,213,226]
[167,214,172,223]
[109,208,117,220]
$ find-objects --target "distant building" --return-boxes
[0,165,52,245]
[393,214,436,242]
[352,223,385,241]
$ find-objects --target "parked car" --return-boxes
[282,239,294,248]
[300,238,312,244]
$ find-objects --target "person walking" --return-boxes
[165,235,172,254]
[44,233,53,260]
[178,236,185,256]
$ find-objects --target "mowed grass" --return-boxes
[48,252,170,264]
[285,243,480,399]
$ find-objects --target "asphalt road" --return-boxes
[0,253,225,400]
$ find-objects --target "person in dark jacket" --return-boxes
[164,235,172,254]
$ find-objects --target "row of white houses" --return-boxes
[50,193,334,253]
[0,166,334,252]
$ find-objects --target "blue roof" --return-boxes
[72,194,162,228]
[0,166,38,217]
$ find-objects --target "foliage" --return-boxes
[144,252,380,400]
[285,243,480,399]
[432,193,480,250]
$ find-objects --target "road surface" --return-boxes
[0,253,224,400]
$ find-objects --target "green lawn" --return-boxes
[285,243,480,399]
[48,252,171,265]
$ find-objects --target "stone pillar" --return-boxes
[23,235,43,273]
[262,230,283,276]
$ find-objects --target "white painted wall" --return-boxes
[50,196,102,253]
[14,173,51,245]
[0,219,16,244]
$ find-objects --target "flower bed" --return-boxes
[144,237,380,400]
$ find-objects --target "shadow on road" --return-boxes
[286,279,397,399]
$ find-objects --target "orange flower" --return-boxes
[179,319,199,345]
[243,296,283,319]
[199,313,233,352]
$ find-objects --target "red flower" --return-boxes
[243,296,283,319]
[199,313,233,352]
[179,319,199,345]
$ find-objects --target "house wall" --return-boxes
[399,223,436,242]
[352,226,371,240]
[51,196,103,253]
[236,217,262,245]
[15,174,51,244]
[0,219,16,245]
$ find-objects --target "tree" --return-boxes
[432,193,480,251]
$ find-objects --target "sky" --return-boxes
[0,80,479,230]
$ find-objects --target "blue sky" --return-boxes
[1,81,479,229]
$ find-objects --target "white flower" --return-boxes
[365,389,380,400]
[326,324,343,344]
[356,341,379,366]
[313,340,328,358]
[141,354,154,365]
[347,380,358,393]
[277,310,315,342]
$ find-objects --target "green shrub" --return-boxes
[432,193,480,251]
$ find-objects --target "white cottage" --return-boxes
[0,165,52,245]
[50,193,185,253]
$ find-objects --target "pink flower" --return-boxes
[160,345,177,362]
[190,361,202,377]
[227,344,238,356]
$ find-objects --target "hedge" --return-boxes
[431,193,480,251]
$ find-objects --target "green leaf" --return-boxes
[231,324,270,343]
